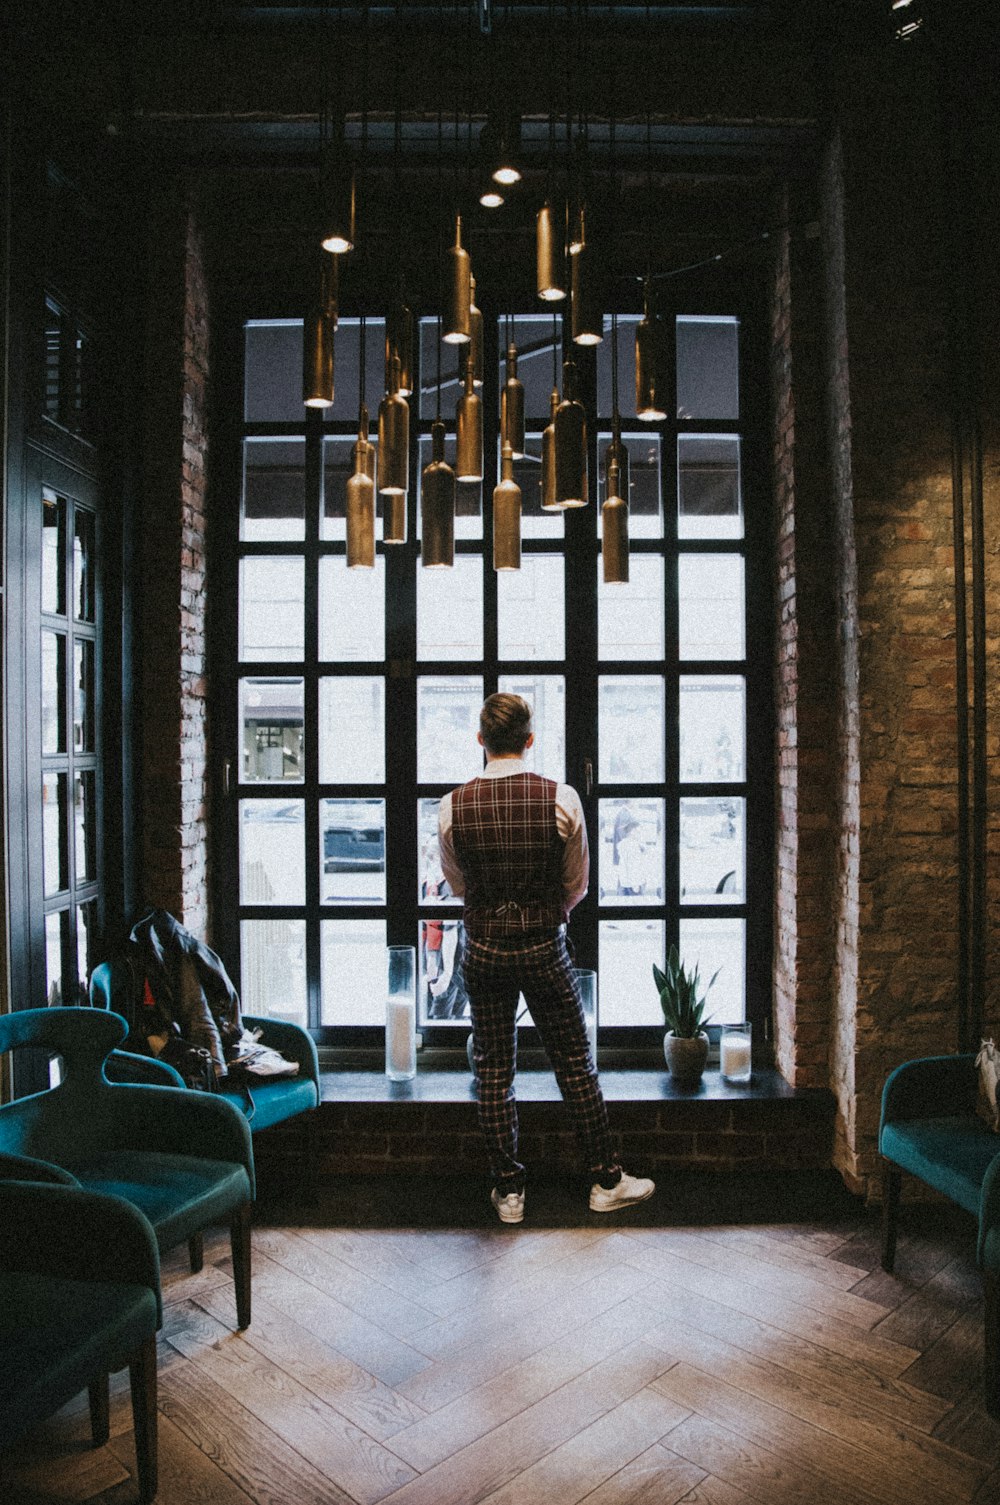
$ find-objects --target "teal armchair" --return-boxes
[879,1053,1000,1417]
[0,1008,255,1329]
[0,1177,161,1501]
[90,959,320,1193]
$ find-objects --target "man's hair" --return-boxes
[480,693,532,756]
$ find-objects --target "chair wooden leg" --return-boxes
[880,1160,902,1272]
[231,1200,252,1330]
[88,1373,110,1446]
[129,1335,158,1504]
[985,1270,999,1421]
[188,1232,204,1273]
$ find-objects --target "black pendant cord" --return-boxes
[359,309,366,425]
[611,310,619,428]
[645,0,653,282]
[436,99,444,423]
[361,0,370,160]
[552,311,559,391]
[546,0,556,200]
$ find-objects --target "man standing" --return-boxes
[439,692,654,1224]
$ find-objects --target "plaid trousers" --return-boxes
[463,931,619,1192]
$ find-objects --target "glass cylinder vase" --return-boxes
[575,968,598,1067]
[386,946,417,1082]
[719,1021,752,1084]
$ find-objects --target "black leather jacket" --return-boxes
[129,910,243,1075]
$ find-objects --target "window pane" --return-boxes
[73,639,95,753]
[417,676,483,783]
[419,798,461,905]
[320,318,386,424]
[74,771,96,885]
[598,920,665,1025]
[43,772,68,897]
[497,314,563,428]
[417,555,483,661]
[676,316,739,421]
[319,677,384,783]
[498,556,564,661]
[244,320,304,423]
[678,434,742,540]
[597,433,662,539]
[680,796,745,903]
[41,631,66,754]
[241,919,307,1026]
[679,917,745,1024]
[417,434,482,540]
[678,554,745,661]
[239,557,304,662]
[239,799,305,905]
[421,919,470,1025]
[321,798,386,904]
[240,677,304,783]
[42,492,66,616]
[599,797,665,905]
[45,302,62,424]
[497,674,565,782]
[595,315,639,422]
[321,919,387,1024]
[319,556,385,661]
[598,555,664,661]
[73,508,96,621]
[45,911,66,1006]
[512,436,563,539]
[680,676,745,782]
[599,676,664,783]
[242,438,306,542]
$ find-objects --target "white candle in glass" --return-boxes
[720,1030,752,1081]
[386,993,416,1080]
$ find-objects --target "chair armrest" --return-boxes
[243,1016,320,1088]
[0,1151,80,1186]
[0,1182,162,1322]
[880,1055,978,1139]
[978,1148,1000,1268]
[106,1048,187,1088]
[103,1084,256,1198]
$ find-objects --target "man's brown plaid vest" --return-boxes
[451,772,567,939]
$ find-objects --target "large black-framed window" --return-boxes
[217,280,771,1055]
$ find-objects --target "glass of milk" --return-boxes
[386,946,417,1082]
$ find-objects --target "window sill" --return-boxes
[319,1065,810,1106]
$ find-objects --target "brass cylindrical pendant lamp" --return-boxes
[346,405,376,569]
[540,388,560,510]
[321,157,356,255]
[303,307,334,408]
[422,419,455,568]
[554,360,588,508]
[321,251,339,326]
[571,241,603,347]
[493,442,522,571]
[443,214,472,345]
[455,352,483,482]
[604,428,630,511]
[636,279,667,421]
[491,110,522,185]
[386,296,414,398]
[377,355,409,498]
[602,451,630,585]
[469,276,484,388]
[536,201,566,302]
[569,196,587,257]
[501,345,525,459]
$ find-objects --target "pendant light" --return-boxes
[540,387,560,511]
[490,108,522,186]
[469,276,484,388]
[501,342,525,459]
[378,352,409,512]
[303,305,334,408]
[455,349,483,482]
[602,314,630,583]
[422,418,456,568]
[321,146,356,255]
[554,358,587,508]
[347,408,376,569]
[478,117,505,207]
[536,201,566,302]
[443,213,472,345]
[571,237,602,347]
[386,289,414,399]
[322,250,339,326]
[636,276,667,421]
[493,441,522,571]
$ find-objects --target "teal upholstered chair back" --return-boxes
[0,1007,135,1167]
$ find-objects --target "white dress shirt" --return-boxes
[438,758,589,913]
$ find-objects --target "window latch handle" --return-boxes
[584,758,593,798]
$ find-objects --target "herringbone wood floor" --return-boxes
[4,1175,999,1505]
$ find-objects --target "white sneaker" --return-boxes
[491,1187,525,1224]
[589,1172,655,1213]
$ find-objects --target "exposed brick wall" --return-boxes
[141,187,212,938]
